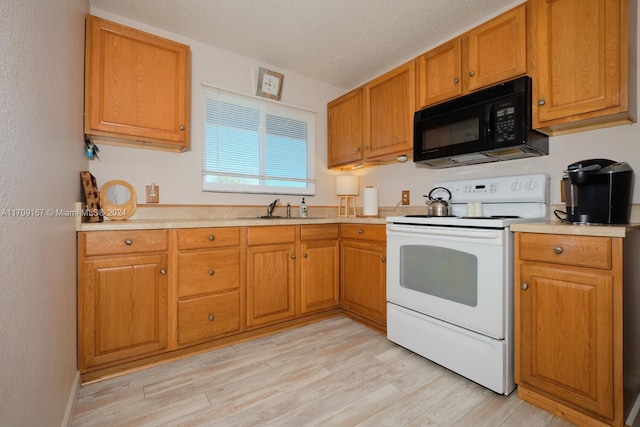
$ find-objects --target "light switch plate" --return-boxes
[402,190,410,205]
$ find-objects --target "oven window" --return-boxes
[399,245,478,306]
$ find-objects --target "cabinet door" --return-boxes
[532,0,626,124]
[328,88,364,167]
[246,243,296,327]
[466,4,526,92]
[340,240,386,325]
[79,254,169,370]
[85,15,190,149]
[365,62,415,159]
[300,239,339,313]
[516,263,614,419]
[416,38,462,108]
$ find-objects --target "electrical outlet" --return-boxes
[146,185,160,203]
[401,190,410,205]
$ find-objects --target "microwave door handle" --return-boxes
[484,104,494,144]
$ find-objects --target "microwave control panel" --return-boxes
[495,103,516,143]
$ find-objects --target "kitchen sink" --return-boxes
[237,216,324,220]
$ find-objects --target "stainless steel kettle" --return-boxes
[424,187,452,216]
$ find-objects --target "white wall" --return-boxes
[89,7,640,212]
[88,9,346,209]
[0,0,88,425]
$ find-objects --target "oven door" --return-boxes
[386,223,512,339]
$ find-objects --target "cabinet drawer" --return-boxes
[301,224,339,241]
[177,227,240,250]
[247,225,296,245]
[518,233,612,270]
[340,224,385,242]
[177,292,240,346]
[82,230,168,256]
[177,248,241,297]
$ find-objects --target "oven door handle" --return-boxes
[387,224,502,239]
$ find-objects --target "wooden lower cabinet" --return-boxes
[78,222,385,381]
[340,224,386,327]
[300,224,340,314]
[514,232,629,427]
[175,227,243,347]
[78,230,170,372]
[246,226,297,328]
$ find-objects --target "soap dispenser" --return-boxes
[299,198,308,217]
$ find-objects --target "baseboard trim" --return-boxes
[626,393,640,427]
[62,371,80,427]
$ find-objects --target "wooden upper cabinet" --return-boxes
[416,38,463,108]
[466,4,526,92]
[530,0,631,134]
[364,62,415,160]
[417,4,526,108]
[327,88,364,167]
[84,15,191,152]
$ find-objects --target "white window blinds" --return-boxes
[202,86,316,195]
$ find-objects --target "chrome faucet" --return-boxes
[267,198,280,217]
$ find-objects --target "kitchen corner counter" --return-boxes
[76,214,387,231]
[510,221,640,238]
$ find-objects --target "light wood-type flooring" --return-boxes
[72,316,576,426]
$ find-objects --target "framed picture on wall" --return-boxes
[256,67,283,100]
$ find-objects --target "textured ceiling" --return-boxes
[89,0,521,89]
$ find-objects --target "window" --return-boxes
[202,86,316,195]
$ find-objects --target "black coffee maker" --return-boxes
[563,159,634,224]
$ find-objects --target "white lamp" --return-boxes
[336,175,359,217]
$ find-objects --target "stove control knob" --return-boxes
[511,181,522,191]
[520,283,529,290]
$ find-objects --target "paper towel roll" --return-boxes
[363,186,378,216]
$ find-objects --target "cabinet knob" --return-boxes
[357,229,363,234]
[124,239,133,246]
[209,269,215,276]
[553,246,564,254]
[209,234,215,241]
[160,269,167,275]
[538,99,546,106]
[208,314,215,321]
[179,125,186,130]
[468,70,475,77]
[520,282,529,290]
[356,147,361,152]
[381,257,386,263]
[291,254,296,259]
[364,145,369,150]
[453,77,459,84]
[303,253,308,258]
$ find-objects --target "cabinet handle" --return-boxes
[209,234,215,241]
[357,229,363,234]
[160,269,167,275]
[468,70,475,77]
[124,239,133,246]
[208,314,215,321]
[179,125,186,130]
[381,257,386,263]
[538,99,546,106]
[303,253,308,258]
[453,77,459,84]
[291,255,296,260]
[209,269,215,276]
[553,246,564,254]
[520,282,529,290]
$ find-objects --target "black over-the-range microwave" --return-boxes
[413,76,549,168]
